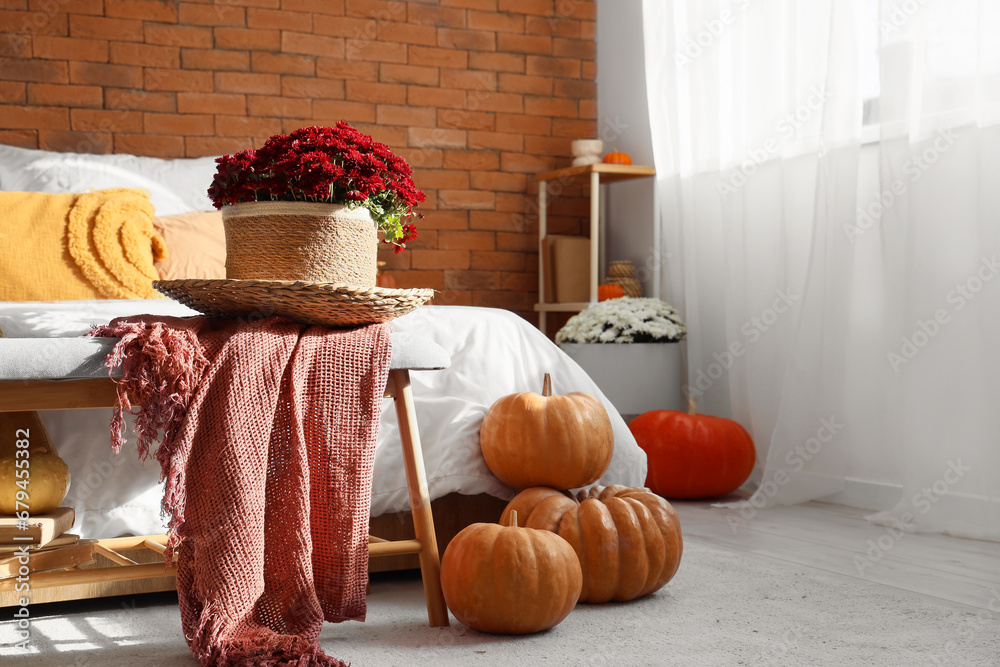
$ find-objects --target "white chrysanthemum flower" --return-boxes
[555,297,687,344]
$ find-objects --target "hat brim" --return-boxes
[153,279,434,329]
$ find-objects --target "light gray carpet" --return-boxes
[3,538,998,666]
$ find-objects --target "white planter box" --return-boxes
[558,342,684,415]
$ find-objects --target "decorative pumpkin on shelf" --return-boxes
[602,151,632,165]
[598,283,625,301]
[440,510,583,634]
[0,411,71,515]
[629,397,755,499]
[500,485,683,603]
[480,373,614,490]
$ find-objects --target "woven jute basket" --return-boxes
[153,200,434,328]
[155,280,434,328]
[609,276,643,298]
[608,260,635,279]
[222,201,378,285]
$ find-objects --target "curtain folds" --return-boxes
[643,0,1000,539]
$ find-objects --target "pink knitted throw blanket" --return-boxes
[93,315,392,666]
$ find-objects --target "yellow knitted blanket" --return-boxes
[0,189,167,301]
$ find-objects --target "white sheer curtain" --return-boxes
[867,0,1000,538]
[643,0,1000,539]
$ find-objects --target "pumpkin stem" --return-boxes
[688,396,697,416]
[542,373,552,397]
[510,510,519,528]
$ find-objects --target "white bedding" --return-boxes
[0,144,218,216]
[0,301,647,538]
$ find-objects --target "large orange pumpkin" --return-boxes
[440,511,583,634]
[480,373,613,490]
[500,485,682,603]
[629,397,755,499]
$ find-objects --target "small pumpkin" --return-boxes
[480,373,614,490]
[500,485,682,603]
[440,510,583,634]
[602,151,632,165]
[0,410,71,515]
[629,397,755,499]
[0,453,71,515]
[598,283,625,301]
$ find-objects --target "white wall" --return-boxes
[596,0,659,296]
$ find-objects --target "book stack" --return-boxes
[543,235,591,303]
[0,508,95,577]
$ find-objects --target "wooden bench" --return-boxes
[0,332,451,627]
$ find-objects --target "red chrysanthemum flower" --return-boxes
[207,122,423,252]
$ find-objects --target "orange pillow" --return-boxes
[153,211,226,280]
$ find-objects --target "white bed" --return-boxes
[0,300,647,538]
[0,142,647,539]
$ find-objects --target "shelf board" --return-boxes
[534,163,656,184]
[534,302,593,312]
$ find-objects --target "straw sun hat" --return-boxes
[153,201,434,329]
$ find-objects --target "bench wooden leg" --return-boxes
[390,369,450,627]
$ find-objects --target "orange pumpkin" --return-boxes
[629,397,755,499]
[602,151,632,165]
[598,283,625,301]
[480,373,614,490]
[500,485,682,603]
[440,511,583,634]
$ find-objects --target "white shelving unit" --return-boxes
[533,162,656,332]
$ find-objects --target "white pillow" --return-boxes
[0,144,220,216]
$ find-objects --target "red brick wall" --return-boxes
[0,0,596,322]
